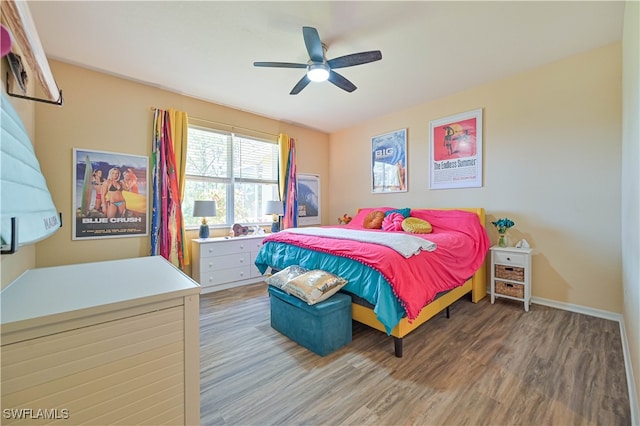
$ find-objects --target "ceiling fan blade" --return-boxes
[327,50,382,69]
[290,75,311,95]
[253,62,307,69]
[328,70,357,93]
[302,26,324,62]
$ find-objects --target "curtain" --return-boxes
[151,108,189,268]
[278,133,297,229]
[169,109,192,266]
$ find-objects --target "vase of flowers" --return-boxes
[492,217,515,248]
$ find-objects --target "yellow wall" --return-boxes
[329,43,622,313]
[622,0,640,414]
[32,60,329,269]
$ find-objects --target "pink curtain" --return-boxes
[151,109,186,268]
[278,135,297,229]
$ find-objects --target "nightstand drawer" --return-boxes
[495,281,524,298]
[495,265,525,282]
[493,251,526,267]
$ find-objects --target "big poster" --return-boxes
[371,128,407,193]
[73,148,148,239]
[429,108,483,189]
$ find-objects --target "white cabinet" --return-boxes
[490,246,533,311]
[0,256,201,426]
[192,235,266,293]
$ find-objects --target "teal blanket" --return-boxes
[255,241,404,334]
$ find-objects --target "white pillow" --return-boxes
[265,265,309,290]
[282,270,348,305]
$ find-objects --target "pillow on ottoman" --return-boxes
[265,265,309,290]
[283,270,348,305]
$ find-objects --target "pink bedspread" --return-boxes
[264,209,489,321]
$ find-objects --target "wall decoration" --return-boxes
[371,128,407,193]
[73,148,148,240]
[429,108,483,189]
[297,173,321,226]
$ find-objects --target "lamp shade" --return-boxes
[193,200,216,239]
[264,200,283,216]
[193,200,217,218]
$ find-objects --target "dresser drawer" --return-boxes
[250,251,263,278]
[199,266,253,286]
[199,239,257,258]
[199,253,251,273]
[495,265,525,282]
[493,251,526,267]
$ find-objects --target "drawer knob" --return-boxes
[507,257,511,261]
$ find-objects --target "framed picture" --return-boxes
[371,128,407,193]
[73,148,149,240]
[297,173,321,226]
[429,108,483,190]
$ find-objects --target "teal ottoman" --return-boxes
[268,285,352,356]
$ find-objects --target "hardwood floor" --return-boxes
[200,283,631,425]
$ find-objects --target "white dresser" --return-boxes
[192,235,266,293]
[0,256,201,425]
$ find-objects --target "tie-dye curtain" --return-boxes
[151,108,189,268]
[278,134,297,229]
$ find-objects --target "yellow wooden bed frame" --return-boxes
[351,207,487,357]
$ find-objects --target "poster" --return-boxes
[371,128,407,193]
[73,148,148,239]
[297,173,321,226]
[429,108,483,190]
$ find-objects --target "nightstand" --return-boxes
[490,246,533,311]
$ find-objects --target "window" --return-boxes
[182,126,279,228]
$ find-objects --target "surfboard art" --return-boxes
[1,93,60,250]
[81,155,93,215]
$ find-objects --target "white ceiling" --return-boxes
[27,1,624,133]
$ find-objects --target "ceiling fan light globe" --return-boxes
[307,64,329,82]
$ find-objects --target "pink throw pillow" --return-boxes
[382,212,404,231]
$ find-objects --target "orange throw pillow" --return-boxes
[364,210,385,229]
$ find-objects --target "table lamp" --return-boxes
[193,200,217,239]
[264,200,283,233]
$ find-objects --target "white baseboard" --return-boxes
[531,296,621,321]
[618,318,639,426]
[531,296,639,425]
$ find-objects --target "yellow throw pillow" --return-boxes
[402,217,433,233]
[283,270,348,305]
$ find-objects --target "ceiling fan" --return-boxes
[253,26,382,95]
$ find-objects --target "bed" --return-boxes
[254,207,489,357]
